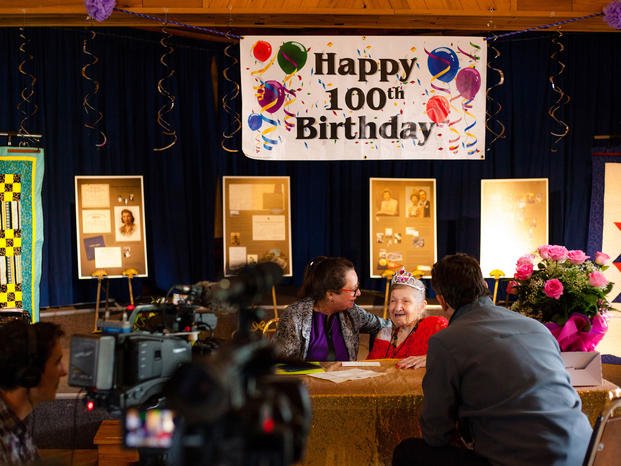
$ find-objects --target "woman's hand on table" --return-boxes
[396,355,427,369]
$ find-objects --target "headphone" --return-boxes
[15,325,42,388]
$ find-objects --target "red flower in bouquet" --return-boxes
[511,245,614,351]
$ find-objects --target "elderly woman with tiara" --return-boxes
[367,267,448,368]
[274,256,389,361]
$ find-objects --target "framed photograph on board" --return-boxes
[480,178,548,278]
[75,176,148,279]
[222,176,292,277]
[369,178,437,278]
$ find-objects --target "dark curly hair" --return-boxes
[0,321,64,390]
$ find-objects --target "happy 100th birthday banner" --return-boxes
[240,36,487,161]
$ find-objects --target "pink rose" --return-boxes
[543,278,564,299]
[547,245,568,261]
[515,262,534,280]
[516,255,534,267]
[538,245,552,259]
[567,250,588,265]
[594,251,610,266]
[589,271,609,288]
[506,280,519,295]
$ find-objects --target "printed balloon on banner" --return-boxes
[455,68,481,100]
[253,40,272,62]
[257,80,285,114]
[427,47,459,82]
[277,41,308,75]
[248,113,263,130]
[426,96,450,124]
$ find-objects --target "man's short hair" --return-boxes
[431,253,488,310]
[0,321,64,390]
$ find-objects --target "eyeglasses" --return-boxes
[340,286,360,295]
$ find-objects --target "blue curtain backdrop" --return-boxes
[0,28,619,307]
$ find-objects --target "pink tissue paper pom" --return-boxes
[604,0,621,29]
[85,0,116,22]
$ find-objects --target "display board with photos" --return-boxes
[369,178,437,278]
[480,178,548,278]
[222,176,292,277]
[75,176,148,279]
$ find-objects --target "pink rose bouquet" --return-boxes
[510,245,614,351]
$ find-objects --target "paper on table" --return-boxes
[341,361,381,367]
[308,368,386,384]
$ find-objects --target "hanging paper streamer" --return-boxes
[17,27,39,146]
[153,26,177,152]
[221,31,242,153]
[81,30,107,149]
[485,42,506,148]
[548,31,571,152]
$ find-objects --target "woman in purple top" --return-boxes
[274,256,388,361]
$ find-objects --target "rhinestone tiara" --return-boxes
[391,267,425,292]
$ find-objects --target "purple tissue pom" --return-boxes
[85,0,116,22]
[604,0,621,29]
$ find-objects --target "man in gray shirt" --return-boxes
[393,253,592,466]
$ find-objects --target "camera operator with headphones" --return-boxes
[0,320,67,465]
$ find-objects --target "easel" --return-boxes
[261,286,280,337]
[489,269,505,304]
[91,269,108,332]
[122,268,138,321]
[381,269,396,319]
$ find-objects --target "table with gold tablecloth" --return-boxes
[295,360,620,466]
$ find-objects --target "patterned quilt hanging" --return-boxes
[0,147,44,322]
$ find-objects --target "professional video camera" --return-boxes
[70,261,311,465]
[68,331,192,412]
[67,275,236,412]
[116,263,311,466]
[148,262,311,465]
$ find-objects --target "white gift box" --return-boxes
[561,352,602,387]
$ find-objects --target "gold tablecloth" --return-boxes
[294,360,620,466]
